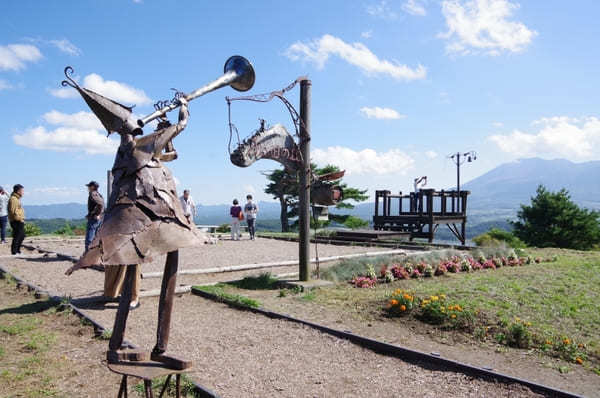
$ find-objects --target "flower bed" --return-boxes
[347,255,558,289]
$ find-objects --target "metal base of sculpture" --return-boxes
[108,357,191,398]
[105,251,190,370]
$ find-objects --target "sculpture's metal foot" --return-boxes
[150,349,192,370]
[107,349,148,363]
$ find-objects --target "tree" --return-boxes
[263,164,369,231]
[263,169,298,232]
[511,185,600,250]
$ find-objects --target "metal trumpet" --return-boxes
[137,55,255,127]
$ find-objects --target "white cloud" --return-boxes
[285,34,426,81]
[492,121,504,127]
[0,44,42,71]
[361,30,373,39]
[425,150,438,159]
[489,116,600,160]
[13,126,119,155]
[243,185,256,194]
[49,39,81,56]
[50,73,151,105]
[312,146,415,175]
[402,0,427,16]
[0,80,13,91]
[366,1,398,19]
[43,110,104,130]
[439,0,537,56]
[13,109,120,155]
[360,106,406,120]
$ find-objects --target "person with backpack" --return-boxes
[244,194,259,240]
[230,199,243,240]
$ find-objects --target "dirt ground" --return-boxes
[78,293,544,398]
[0,278,134,398]
[235,287,600,398]
[0,237,587,397]
[0,237,394,299]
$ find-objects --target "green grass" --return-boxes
[311,248,600,363]
[192,284,261,308]
[0,318,42,336]
[98,328,112,340]
[134,374,200,397]
[228,272,279,290]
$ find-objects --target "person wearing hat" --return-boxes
[8,184,25,255]
[85,181,104,252]
[0,186,9,244]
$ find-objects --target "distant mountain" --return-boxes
[23,158,599,239]
[463,158,600,210]
[24,202,87,219]
[25,200,282,223]
[195,201,281,225]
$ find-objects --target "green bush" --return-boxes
[216,223,231,233]
[472,228,526,248]
[343,216,369,230]
[24,223,42,236]
[507,321,532,348]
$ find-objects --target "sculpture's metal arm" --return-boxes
[153,98,189,159]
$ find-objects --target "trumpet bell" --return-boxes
[224,55,255,92]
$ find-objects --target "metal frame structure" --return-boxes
[373,189,470,244]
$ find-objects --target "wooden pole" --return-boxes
[299,79,311,281]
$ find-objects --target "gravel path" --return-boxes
[0,237,395,298]
[79,294,543,398]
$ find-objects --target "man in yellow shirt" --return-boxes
[8,184,25,255]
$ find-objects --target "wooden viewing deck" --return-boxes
[373,189,470,244]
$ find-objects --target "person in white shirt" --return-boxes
[0,186,9,244]
[179,189,197,224]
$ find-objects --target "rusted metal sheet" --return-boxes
[230,123,302,172]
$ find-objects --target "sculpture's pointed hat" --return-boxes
[61,66,140,135]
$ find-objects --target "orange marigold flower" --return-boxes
[545,340,552,345]
[400,305,406,311]
[563,338,571,345]
[451,314,457,319]
[403,293,411,300]
[576,357,583,365]
[390,299,399,306]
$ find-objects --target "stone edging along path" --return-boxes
[0,263,220,398]
[190,286,584,398]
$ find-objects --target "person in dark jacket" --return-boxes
[84,181,104,251]
[8,184,25,255]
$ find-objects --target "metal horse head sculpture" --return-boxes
[230,122,303,172]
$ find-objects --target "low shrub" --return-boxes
[386,289,416,316]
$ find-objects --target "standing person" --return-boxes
[230,199,242,240]
[179,189,197,224]
[244,194,259,240]
[85,181,105,252]
[8,184,25,255]
[0,187,9,244]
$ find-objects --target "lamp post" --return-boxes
[448,151,477,213]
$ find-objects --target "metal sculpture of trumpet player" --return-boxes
[63,56,255,370]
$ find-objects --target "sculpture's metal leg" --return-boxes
[151,250,192,370]
[107,265,147,363]
[109,265,135,351]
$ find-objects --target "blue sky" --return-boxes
[1,0,599,205]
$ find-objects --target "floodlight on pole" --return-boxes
[448,151,477,213]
